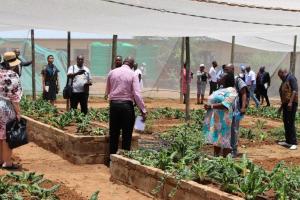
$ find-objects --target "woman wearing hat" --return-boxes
[0,51,23,169]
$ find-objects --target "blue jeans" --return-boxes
[248,85,260,107]
[231,115,240,156]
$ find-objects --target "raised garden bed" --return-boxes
[110,154,243,200]
[24,115,140,164]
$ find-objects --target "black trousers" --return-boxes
[282,102,298,145]
[256,85,270,106]
[70,92,88,114]
[109,101,135,155]
[209,81,218,95]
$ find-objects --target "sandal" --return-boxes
[2,163,20,170]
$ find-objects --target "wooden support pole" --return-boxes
[111,35,118,70]
[180,37,185,103]
[31,29,36,100]
[290,35,297,75]
[185,37,191,121]
[230,35,235,64]
[66,31,71,110]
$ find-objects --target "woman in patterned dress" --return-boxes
[0,52,23,169]
[203,72,237,157]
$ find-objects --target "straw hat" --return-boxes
[3,51,21,67]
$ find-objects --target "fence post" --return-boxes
[180,37,185,103]
[230,35,235,64]
[185,37,190,121]
[66,31,71,110]
[290,35,297,74]
[111,35,118,70]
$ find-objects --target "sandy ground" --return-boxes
[1,98,297,199]
[0,143,152,200]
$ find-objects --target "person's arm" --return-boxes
[67,67,84,78]
[132,75,147,120]
[104,73,111,100]
[12,102,21,120]
[267,73,271,87]
[21,60,32,67]
[240,87,247,114]
[288,76,298,110]
[41,70,45,92]
[56,75,60,93]
[204,103,227,110]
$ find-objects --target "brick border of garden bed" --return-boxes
[110,154,243,200]
[23,116,140,164]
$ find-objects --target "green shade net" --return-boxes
[0,38,67,95]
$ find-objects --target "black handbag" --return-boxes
[6,118,28,149]
[63,66,74,99]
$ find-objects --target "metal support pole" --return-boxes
[185,37,190,121]
[66,31,71,110]
[180,37,185,103]
[230,36,235,64]
[290,35,297,75]
[111,35,118,70]
[31,29,36,100]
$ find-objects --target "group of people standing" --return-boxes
[183,61,272,107]
[203,63,298,158]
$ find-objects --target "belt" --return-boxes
[110,100,133,104]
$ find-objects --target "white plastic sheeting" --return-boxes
[0,0,300,37]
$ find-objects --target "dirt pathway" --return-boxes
[1,143,152,200]
[240,144,300,170]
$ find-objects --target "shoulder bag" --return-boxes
[6,118,28,149]
[63,66,74,99]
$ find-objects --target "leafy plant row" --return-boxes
[20,97,108,136]
[122,123,300,200]
[0,172,100,200]
[246,106,300,122]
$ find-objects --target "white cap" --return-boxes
[240,65,246,71]
[199,64,205,67]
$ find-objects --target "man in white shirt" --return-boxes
[134,63,143,90]
[67,55,92,114]
[208,61,218,95]
[245,66,260,107]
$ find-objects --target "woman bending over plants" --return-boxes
[203,72,237,157]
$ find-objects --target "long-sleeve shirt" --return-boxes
[106,64,146,113]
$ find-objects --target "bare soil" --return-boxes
[0,143,152,200]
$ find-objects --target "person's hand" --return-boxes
[77,70,85,75]
[16,113,21,121]
[288,102,293,111]
[204,104,211,110]
[104,94,108,100]
[240,107,246,114]
[141,111,147,122]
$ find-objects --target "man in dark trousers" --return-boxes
[67,55,92,114]
[13,48,32,76]
[278,69,298,150]
[256,66,271,106]
[106,56,147,160]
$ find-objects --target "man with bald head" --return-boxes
[67,55,92,114]
[278,69,298,150]
[13,48,32,76]
[106,56,147,161]
[114,55,123,68]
